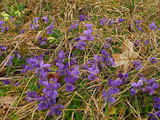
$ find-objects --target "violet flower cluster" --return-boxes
[69,21,79,31]
[130,77,159,95]
[99,17,125,26]
[149,97,160,120]
[133,60,142,70]
[79,14,86,22]
[47,22,54,34]
[30,17,54,34]
[101,49,114,66]
[30,17,40,30]
[23,55,64,115]
[38,36,47,45]
[76,24,94,50]
[83,49,115,81]
[0,21,8,32]
[82,46,115,81]
[69,14,88,31]
[55,50,80,92]
[102,73,128,105]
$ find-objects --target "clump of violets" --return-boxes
[100,17,124,26]
[118,18,125,23]
[83,24,94,41]
[38,36,47,45]
[142,78,159,95]
[22,55,51,83]
[130,77,159,95]
[117,72,128,83]
[101,49,114,66]
[0,20,8,32]
[24,55,64,115]
[149,97,160,120]
[47,22,54,34]
[30,17,40,30]
[133,60,142,70]
[87,64,100,81]
[103,78,122,105]
[100,17,108,26]
[55,51,80,92]
[76,40,87,50]
[104,37,112,49]
[79,14,86,22]
[76,24,94,50]
[69,21,79,31]
[0,21,5,32]
[102,72,127,105]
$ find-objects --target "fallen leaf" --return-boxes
[112,39,139,72]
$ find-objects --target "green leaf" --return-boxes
[105,91,109,117]
[132,0,135,10]
[91,102,95,120]
[29,83,39,91]
[75,112,83,120]
[48,37,58,44]
[48,29,62,38]
[113,48,119,53]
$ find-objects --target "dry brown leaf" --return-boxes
[112,39,139,72]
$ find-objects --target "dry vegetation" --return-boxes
[0,0,160,120]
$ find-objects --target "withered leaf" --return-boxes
[112,39,139,72]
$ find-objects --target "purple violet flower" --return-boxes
[131,80,143,88]
[85,24,92,29]
[100,17,107,25]
[133,60,142,70]
[149,22,157,31]
[103,87,119,105]
[144,40,149,45]
[21,30,24,34]
[38,102,48,110]
[66,83,74,92]
[130,88,136,95]
[108,79,122,87]
[43,16,49,24]
[49,105,64,116]
[47,22,54,34]
[79,14,86,22]
[77,40,86,50]
[150,57,157,64]
[70,21,79,31]
[118,18,125,23]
